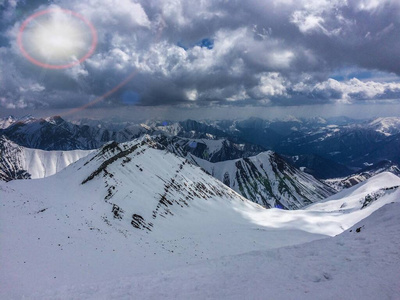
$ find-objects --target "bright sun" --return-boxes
[30,20,87,60]
[18,9,97,69]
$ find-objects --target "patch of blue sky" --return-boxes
[122,91,141,105]
[177,38,214,50]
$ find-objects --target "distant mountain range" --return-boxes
[0,115,151,150]
[1,114,400,185]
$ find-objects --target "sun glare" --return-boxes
[30,20,86,60]
[18,9,97,69]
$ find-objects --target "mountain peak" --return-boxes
[0,115,17,129]
[44,115,65,124]
[369,117,400,136]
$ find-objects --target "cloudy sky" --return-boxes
[0,0,400,120]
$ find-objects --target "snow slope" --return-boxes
[0,136,324,298]
[35,202,400,300]
[1,138,399,299]
[0,136,93,180]
[308,172,400,213]
[324,161,400,191]
[22,147,93,179]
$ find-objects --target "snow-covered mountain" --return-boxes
[158,135,266,162]
[3,115,400,179]
[2,143,399,299]
[368,117,400,136]
[306,172,400,216]
[0,132,332,210]
[0,116,231,151]
[324,160,400,191]
[0,115,17,129]
[0,136,93,181]
[0,116,152,150]
[149,136,334,209]
[189,151,334,209]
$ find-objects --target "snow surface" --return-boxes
[1,138,399,299]
[35,203,400,300]
[34,203,400,300]
[22,147,94,178]
[0,137,93,179]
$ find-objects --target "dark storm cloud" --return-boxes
[1,0,400,111]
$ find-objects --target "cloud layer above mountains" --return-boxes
[1,0,400,111]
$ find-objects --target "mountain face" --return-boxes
[177,119,229,139]
[157,135,266,163]
[0,116,152,150]
[61,135,261,232]
[275,126,387,164]
[0,115,17,129]
[0,136,93,181]
[282,154,353,179]
[0,136,31,181]
[189,151,334,209]
[357,132,400,166]
[152,135,334,209]
[324,160,400,191]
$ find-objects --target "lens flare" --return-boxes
[17,8,97,69]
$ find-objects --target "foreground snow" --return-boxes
[1,138,399,299]
[36,203,400,300]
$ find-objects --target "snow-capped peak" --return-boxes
[369,117,400,136]
[0,115,17,129]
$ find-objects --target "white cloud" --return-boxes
[294,78,400,103]
[75,0,151,29]
[2,0,400,109]
[255,72,288,98]
[258,72,286,97]
[291,11,327,34]
[65,64,89,80]
[355,0,396,12]
[226,88,249,102]
[19,83,45,93]
[291,0,349,36]
[185,89,198,101]
[0,96,28,109]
